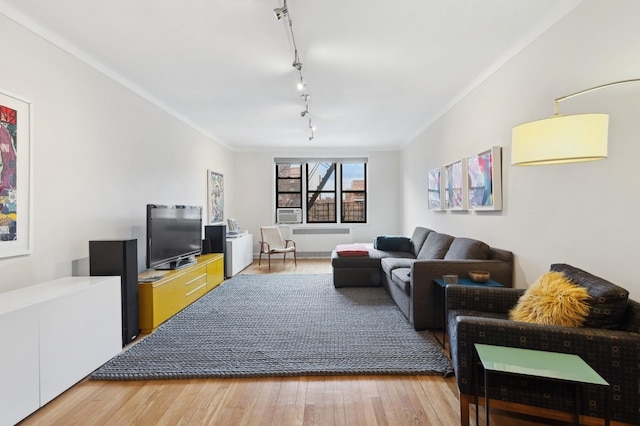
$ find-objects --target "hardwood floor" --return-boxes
[20,259,554,425]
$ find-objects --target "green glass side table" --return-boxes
[474,343,610,426]
[433,278,503,348]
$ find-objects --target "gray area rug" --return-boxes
[92,274,453,380]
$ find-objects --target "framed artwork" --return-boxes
[0,90,32,258]
[444,159,467,210]
[207,170,224,224]
[467,146,502,210]
[427,167,444,210]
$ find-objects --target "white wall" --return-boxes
[0,14,234,292]
[400,0,640,299]
[233,149,400,255]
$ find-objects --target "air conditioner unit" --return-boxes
[277,208,302,224]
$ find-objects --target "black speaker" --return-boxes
[201,239,212,254]
[204,225,227,277]
[89,239,139,346]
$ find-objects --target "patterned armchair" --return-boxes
[446,267,640,425]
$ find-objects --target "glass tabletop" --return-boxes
[475,344,609,386]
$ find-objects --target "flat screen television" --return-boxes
[146,204,202,270]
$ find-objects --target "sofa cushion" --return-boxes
[551,263,629,329]
[381,257,415,276]
[410,227,433,257]
[509,271,591,327]
[417,232,454,259]
[373,236,412,252]
[444,237,490,260]
[390,267,412,295]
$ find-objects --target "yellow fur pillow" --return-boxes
[509,271,591,327]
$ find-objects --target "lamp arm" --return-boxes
[553,78,640,115]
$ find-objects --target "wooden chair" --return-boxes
[258,226,297,270]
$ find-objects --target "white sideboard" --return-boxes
[226,233,253,277]
[0,276,121,426]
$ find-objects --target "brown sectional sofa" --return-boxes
[331,227,514,330]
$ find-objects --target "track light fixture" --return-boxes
[273,1,288,20]
[274,0,317,140]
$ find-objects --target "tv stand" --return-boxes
[138,253,224,333]
[155,255,196,270]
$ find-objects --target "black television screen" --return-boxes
[146,204,202,270]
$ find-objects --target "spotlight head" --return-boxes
[309,135,314,141]
[292,60,302,71]
[300,110,308,117]
[273,6,288,20]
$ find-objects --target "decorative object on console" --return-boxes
[467,146,502,210]
[512,78,640,166]
[0,90,32,258]
[207,169,224,224]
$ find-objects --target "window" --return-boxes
[341,163,367,223]
[274,158,367,224]
[307,162,336,223]
[276,164,302,208]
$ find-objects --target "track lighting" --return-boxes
[273,4,288,20]
[274,0,318,140]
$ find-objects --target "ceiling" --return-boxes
[0,0,581,151]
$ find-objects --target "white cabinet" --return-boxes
[226,233,253,277]
[0,277,121,426]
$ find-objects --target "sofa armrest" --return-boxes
[409,259,515,329]
[451,316,640,423]
[446,286,524,314]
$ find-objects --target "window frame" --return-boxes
[305,162,337,224]
[275,163,303,210]
[274,159,368,225]
[340,163,367,223]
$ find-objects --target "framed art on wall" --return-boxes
[427,167,444,210]
[444,159,467,210]
[207,170,224,224]
[467,146,502,210]
[0,89,32,258]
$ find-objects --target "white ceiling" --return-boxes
[0,0,581,151]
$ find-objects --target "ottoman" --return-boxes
[331,244,384,287]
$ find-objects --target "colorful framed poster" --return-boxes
[444,159,467,210]
[207,170,224,224]
[427,167,444,210]
[0,90,32,258]
[467,146,502,211]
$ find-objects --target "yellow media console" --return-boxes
[138,253,224,333]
